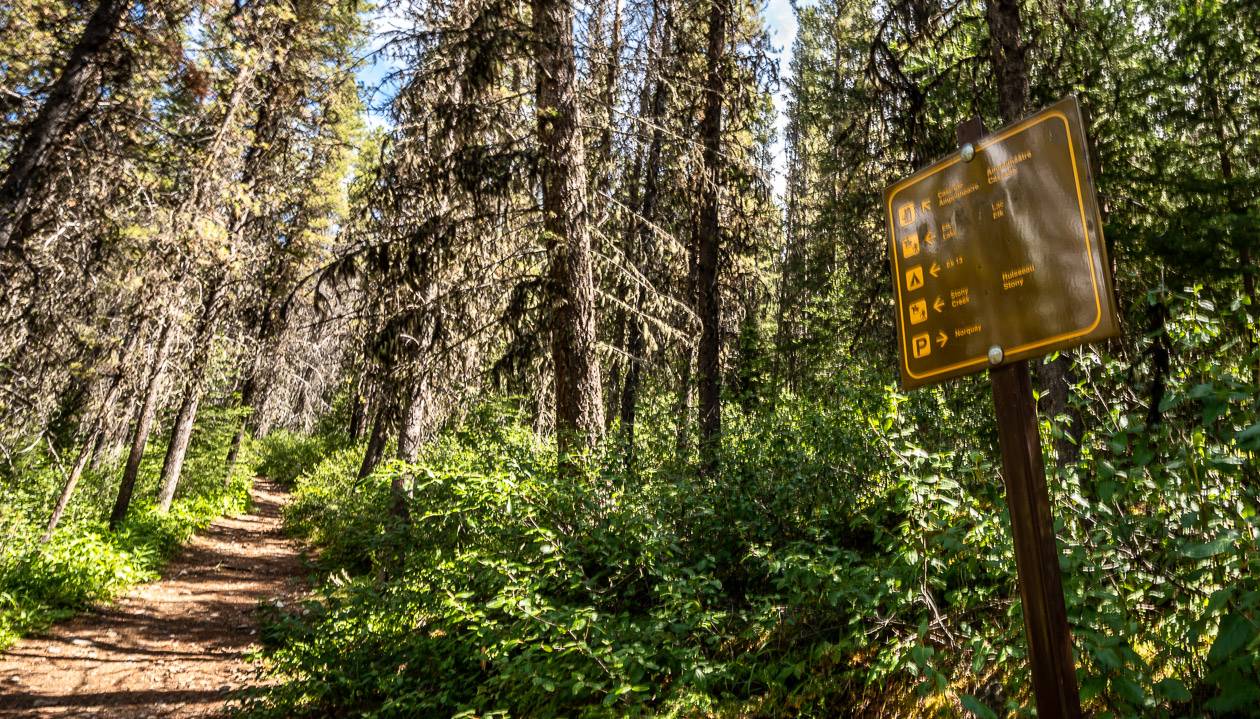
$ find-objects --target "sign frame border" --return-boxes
[883,97,1116,388]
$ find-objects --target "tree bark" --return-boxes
[223,362,256,484]
[155,383,202,512]
[984,0,1028,123]
[594,0,623,209]
[92,395,135,470]
[621,19,669,464]
[696,0,729,476]
[1203,69,1258,390]
[611,1,668,459]
[0,0,133,254]
[397,382,429,463]
[1145,297,1170,428]
[596,0,627,428]
[358,407,390,480]
[390,382,430,523]
[533,0,605,465]
[292,363,318,425]
[42,325,138,540]
[1040,355,1080,464]
[348,373,368,441]
[109,318,175,531]
[619,295,645,463]
[674,347,694,458]
[156,280,223,511]
[42,441,97,541]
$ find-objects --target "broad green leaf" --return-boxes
[1184,537,1234,559]
[1207,613,1255,666]
[960,694,998,719]
[1155,677,1191,702]
[1113,675,1147,706]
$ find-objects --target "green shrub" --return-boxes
[246,290,1259,718]
[256,430,347,487]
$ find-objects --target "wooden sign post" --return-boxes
[959,117,1084,719]
[883,98,1119,718]
[989,358,1083,719]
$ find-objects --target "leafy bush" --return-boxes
[247,291,1259,718]
[256,430,348,487]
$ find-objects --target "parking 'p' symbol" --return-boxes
[912,332,931,359]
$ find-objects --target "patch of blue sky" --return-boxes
[762,0,799,201]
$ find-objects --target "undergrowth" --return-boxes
[243,290,1259,718]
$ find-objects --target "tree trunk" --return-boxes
[92,395,135,470]
[88,429,110,470]
[253,404,275,440]
[984,0,1028,124]
[621,15,669,465]
[606,301,629,430]
[42,440,97,542]
[155,385,202,512]
[696,0,729,477]
[390,382,430,522]
[1040,356,1080,464]
[594,0,623,209]
[292,363,318,426]
[223,365,256,484]
[348,373,367,441]
[109,318,175,531]
[674,347,694,458]
[397,383,429,462]
[594,0,624,428]
[43,323,141,539]
[533,0,605,465]
[157,279,222,511]
[619,289,645,464]
[1203,71,1258,390]
[0,0,132,253]
[358,408,389,480]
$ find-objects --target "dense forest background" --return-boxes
[1,0,1257,716]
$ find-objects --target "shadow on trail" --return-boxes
[0,688,227,711]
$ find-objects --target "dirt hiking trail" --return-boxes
[0,480,305,718]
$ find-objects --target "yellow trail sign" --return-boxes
[884,96,1120,389]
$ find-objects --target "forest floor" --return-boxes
[0,480,306,718]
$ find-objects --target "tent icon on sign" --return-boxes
[905,265,924,292]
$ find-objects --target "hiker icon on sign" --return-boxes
[908,299,927,325]
[901,233,920,258]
